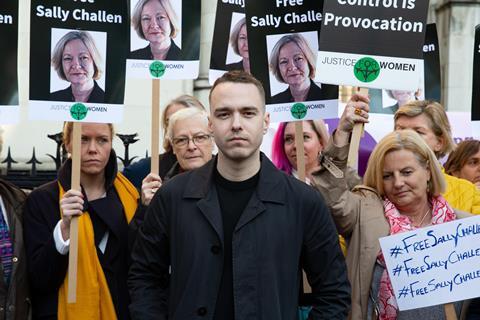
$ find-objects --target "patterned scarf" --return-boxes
[377,195,456,320]
[0,203,13,284]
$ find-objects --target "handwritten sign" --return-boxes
[379,215,480,311]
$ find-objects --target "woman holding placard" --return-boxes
[50,31,105,103]
[123,94,206,189]
[312,94,471,319]
[130,0,181,60]
[225,17,250,73]
[24,122,139,319]
[269,34,323,104]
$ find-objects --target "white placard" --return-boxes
[266,99,338,123]
[379,215,480,311]
[126,60,199,79]
[317,52,423,91]
[29,101,123,123]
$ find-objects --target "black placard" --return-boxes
[473,25,480,121]
[423,23,440,102]
[0,0,18,106]
[29,0,128,108]
[319,0,429,59]
[369,23,441,114]
[209,0,246,84]
[126,0,201,79]
[245,0,338,122]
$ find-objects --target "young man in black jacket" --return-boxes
[129,71,350,319]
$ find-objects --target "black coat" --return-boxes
[50,80,105,103]
[270,80,338,104]
[23,152,136,320]
[129,154,350,319]
[0,180,30,320]
[123,150,178,190]
[129,41,181,60]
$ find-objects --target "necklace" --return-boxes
[412,208,431,228]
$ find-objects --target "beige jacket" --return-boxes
[312,141,471,320]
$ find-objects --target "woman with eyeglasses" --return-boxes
[123,95,205,190]
[140,108,214,207]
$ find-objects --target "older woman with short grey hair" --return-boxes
[140,107,213,206]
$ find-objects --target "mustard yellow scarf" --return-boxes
[57,173,139,320]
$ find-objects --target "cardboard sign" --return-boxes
[29,0,129,123]
[379,215,480,311]
[0,0,19,124]
[245,0,339,123]
[317,0,429,90]
[209,0,246,84]
[370,23,440,114]
[126,0,201,79]
[472,25,480,122]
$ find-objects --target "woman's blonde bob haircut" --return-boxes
[269,33,316,83]
[229,17,246,56]
[51,31,103,81]
[131,0,179,40]
[364,130,446,198]
[394,100,455,159]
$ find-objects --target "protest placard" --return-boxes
[317,0,429,91]
[29,0,129,123]
[245,0,338,123]
[0,0,19,124]
[126,0,201,79]
[370,23,440,114]
[472,25,480,122]
[379,215,480,311]
[209,0,246,84]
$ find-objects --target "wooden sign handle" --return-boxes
[444,303,458,320]
[294,121,306,183]
[67,122,81,303]
[347,87,369,169]
[151,79,160,175]
[293,121,311,293]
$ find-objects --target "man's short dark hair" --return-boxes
[209,71,266,107]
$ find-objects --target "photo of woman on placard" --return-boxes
[225,17,250,73]
[269,33,331,104]
[130,0,181,60]
[369,88,423,114]
[50,30,105,103]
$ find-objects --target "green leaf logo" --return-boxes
[149,60,166,78]
[354,57,380,83]
[291,103,307,120]
[70,103,88,120]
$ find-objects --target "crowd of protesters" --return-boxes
[0,71,479,319]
